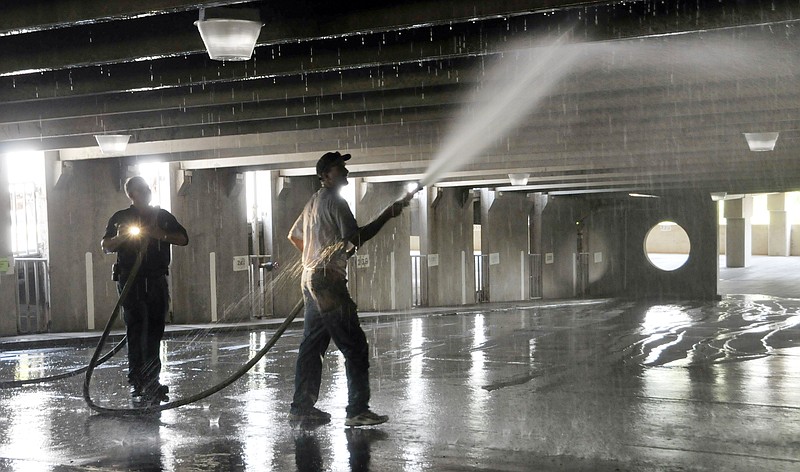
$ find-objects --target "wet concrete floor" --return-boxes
[0,296,799,471]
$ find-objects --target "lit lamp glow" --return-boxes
[743,132,779,152]
[128,226,141,236]
[508,173,530,186]
[95,134,131,154]
[195,18,262,61]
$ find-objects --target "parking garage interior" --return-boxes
[1,1,800,470]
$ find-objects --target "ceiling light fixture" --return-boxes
[94,134,131,154]
[195,8,262,61]
[508,173,530,186]
[743,132,779,152]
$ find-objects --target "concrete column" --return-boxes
[171,168,248,323]
[269,175,319,317]
[352,182,412,311]
[428,188,475,306]
[0,155,16,335]
[47,158,129,332]
[767,193,790,256]
[724,196,753,268]
[481,190,533,302]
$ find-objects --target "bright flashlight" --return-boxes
[128,226,141,236]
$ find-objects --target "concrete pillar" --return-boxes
[427,188,475,306]
[767,193,790,256]
[269,175,319,317]
[353,182,412,311]
[481,190,533,302]
[724,196,753,268]
[171,168,249,324]
[0,155,17,335]
[47,158,129,332]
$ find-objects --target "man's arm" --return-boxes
[349,199,407,248]
[289,235,304,252]
[146,210,189,246]
[101,214,125,253]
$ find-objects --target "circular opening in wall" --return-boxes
[644,221,690,271]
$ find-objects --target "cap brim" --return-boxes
[340,153,351,161]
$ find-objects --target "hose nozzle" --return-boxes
[403,182,423,202]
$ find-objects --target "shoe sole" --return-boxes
[345,417,389,427]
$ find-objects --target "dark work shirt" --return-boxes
[103,206,188,277]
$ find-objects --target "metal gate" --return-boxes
[576,252,590,298]
[247,255,275,318]
[411,254,427,307]
[474,254,489,302]
[15,257,50,334]
[529,253,542,299]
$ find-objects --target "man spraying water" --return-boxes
[288,151,414,426]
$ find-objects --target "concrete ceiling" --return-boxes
[1,0,800,195]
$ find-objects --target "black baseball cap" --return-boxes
[315,151,351,176]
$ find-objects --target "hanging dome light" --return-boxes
[94,134,131,154]
[743,132,779,152]
[195,8,262,61]
[508,173,530,186]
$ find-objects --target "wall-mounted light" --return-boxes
[195,8,262,61]
[95,134,131,154]
[743,132,779,152]
[508,173,530,186]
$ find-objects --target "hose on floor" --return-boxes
[0,337,128,389]
[83,249,304,415]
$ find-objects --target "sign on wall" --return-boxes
[233,256,249,272]
[356,254,370,268]
[427,254,439,267]
[489,253,500,265]
[545,253,554,264]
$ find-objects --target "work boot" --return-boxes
[145,383,169,402]
[345,410,389,427]
[289,406,332,423]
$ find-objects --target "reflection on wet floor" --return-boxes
[0,296,799,471]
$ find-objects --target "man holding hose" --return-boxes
[101,176,189,405]
[288,151,411,426]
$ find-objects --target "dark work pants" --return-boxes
[291,269,371,417]
[118,274,169,392]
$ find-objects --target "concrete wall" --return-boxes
[352,182,412,311]
[0,157,16,335]
[269,175,318,317]
[427,188,475,306]
[541,193,718,300]
[170,168,248,324]
[47,158,129,332]
[481,190,533,302]
[622,193,718,299]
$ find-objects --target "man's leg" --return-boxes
[321,300,370,418]
[142,277,168,398]
[121,296,146,393]
[290,287,332,415]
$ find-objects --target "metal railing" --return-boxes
[576,252,590,298]
[529,253,542,299]
[15,257,50,334]
[247,255,275,319]
[410,254,427,307]
[474,254,489,302]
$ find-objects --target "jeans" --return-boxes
[291,269,371,417]
[118,274,169,392]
